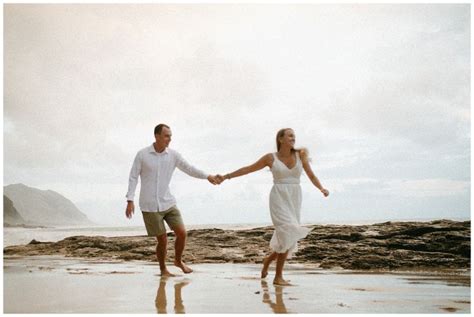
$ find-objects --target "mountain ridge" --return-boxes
[4,183,93,227]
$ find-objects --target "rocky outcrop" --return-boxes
[4,184,93,226]
[294,219,470,270]
[4,195,25,226]
[4,220,470,271]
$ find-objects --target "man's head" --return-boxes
[154,124,172,149]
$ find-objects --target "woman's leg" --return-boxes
[261,252,278,278]
[273,251,291,285]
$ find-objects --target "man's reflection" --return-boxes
[155,276,190,314]
[261,280,289,313]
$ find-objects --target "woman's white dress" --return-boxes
[269,152,310,257]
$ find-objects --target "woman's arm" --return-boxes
[300,151,329,197]
[222,153,273,181]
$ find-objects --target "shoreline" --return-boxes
[4,216,470,229]
[4,219,470,271]
[4,253,470,275]
[4,256,470,313]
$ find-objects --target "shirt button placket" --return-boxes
[156,155,160,211]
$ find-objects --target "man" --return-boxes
[126,123,219,276]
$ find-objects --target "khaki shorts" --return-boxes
[141,206,184,236]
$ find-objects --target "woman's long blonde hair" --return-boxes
[275,128,310,161]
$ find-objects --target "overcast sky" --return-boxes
[4,4,470,226]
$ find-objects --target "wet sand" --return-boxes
[4,255,470,313]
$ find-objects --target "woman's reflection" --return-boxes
[155,276,190,314]
[261,280,289,313]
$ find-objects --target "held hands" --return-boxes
[207,175,219,185]
[216,174,226,184]
[207,174,227,185]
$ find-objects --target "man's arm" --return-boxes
[125,152,141,218]
[175,151,212,181]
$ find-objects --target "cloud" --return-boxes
[326,177,470,198]
[4,4,470,225]
[318,5,469,149]
[383,179,470,198]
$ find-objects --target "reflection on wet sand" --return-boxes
[261,280,289,313]
[155,276,190,314]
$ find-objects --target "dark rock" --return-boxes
[3,220,470,271]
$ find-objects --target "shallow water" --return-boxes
[4,256,470,313]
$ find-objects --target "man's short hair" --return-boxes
[154,124,170,135]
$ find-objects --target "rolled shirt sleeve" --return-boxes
[175,151,208,179]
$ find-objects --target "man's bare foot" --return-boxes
[174,261,193,274]
[273,277,292,286]
[161,270,176,277]
[261,258,270,278]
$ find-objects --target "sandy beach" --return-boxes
[4,220,470,313]
[4,255,470,313]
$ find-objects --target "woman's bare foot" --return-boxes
[273,277,292,286]
[174,261,193,274]
[261,258,270,278]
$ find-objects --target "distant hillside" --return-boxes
[4,195,25,226]
[4,184,93,227]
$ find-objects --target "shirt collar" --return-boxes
[149,144,169,155]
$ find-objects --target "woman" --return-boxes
[218,128,329,285]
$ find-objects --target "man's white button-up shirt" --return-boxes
[126,145,208,212]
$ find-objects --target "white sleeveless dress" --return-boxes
[269,152,310,258]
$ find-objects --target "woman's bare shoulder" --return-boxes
[261,153,274,164]
[298,148,310,162]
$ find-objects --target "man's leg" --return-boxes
[156,233,175,277]
[164,206,193,274]
[143,211,175,276]
[172,225,193,273]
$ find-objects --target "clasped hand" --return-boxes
[207,174,226,185]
